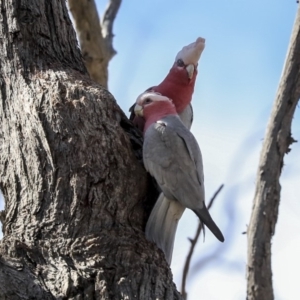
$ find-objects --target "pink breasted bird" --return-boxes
[130,37,205,131]
[134,92,224,264]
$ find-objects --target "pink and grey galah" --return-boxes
[130,37,210,264]
[134,92,224,265]
[130,37,206,131]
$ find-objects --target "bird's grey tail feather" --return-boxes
[193,207,224,242]
[145,193,185,264]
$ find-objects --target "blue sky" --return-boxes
[1,1,299,299]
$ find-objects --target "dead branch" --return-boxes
[181,184,224,300]
[247,6,300,300]
[102,0,122,59]
[68,0,121,88]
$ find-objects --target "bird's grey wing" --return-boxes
[144,118,224,242]
[178,103,193,130]
[174,121,204,188]
[174,122,224,242]
[143,118,204,209]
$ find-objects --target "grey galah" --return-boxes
[135,92,224,264]
[130,37,205,131]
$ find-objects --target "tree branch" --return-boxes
[181,184,224,300]
[102,0,122,60]
[247,6,300,300]
[68,0,121,88]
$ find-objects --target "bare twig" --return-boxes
[102,0,122,59]
[68,0,122,88]
[247,6,300,300]
[181,184,224,300]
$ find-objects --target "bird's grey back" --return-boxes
[143,115,205,210]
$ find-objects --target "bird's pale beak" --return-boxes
[134,104,143,117]
[186,64,195,79]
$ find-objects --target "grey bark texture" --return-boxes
[246,5,300,300]
[0,0,180,299]
[68,0,121,88]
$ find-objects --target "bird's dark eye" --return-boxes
[144,98,152,104]
[176,58,185,67]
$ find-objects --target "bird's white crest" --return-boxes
[136,92,172,104]
[175,37,205,65]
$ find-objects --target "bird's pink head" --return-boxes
[134,92,177,134]
[152,37,205,113]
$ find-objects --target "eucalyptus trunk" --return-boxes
[0,1,180,299]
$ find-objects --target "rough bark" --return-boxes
[246,6,300,300]
[0,0,180,299]
[68,0,121,88]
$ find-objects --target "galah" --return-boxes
[134,92,224,264]
[130,37,205,131]
[130,37,207,264]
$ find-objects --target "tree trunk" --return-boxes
[0,1,180,299]
[246,5,300,300]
